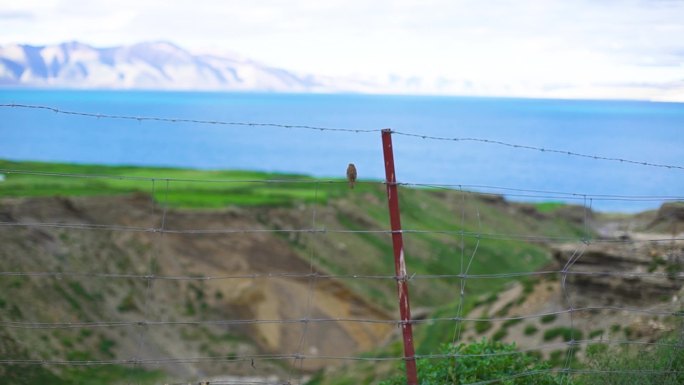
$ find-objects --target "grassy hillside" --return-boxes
[0,159,335,207]
[0,160,591,384]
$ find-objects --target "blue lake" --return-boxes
[1,89,683,212]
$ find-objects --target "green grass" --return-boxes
[543,326,583,342]
[475,320,493,334]
[59,366,165,385]
[577,336,684,385]
[313,335,684,385]
[524,324,539,336]
[492,328,508,341]
[534,201,567,213]
[379,339,565,385]
[0,159,344,208]
[589,329,605,339]
[503,318,523,328]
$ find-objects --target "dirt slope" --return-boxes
[0,194,393,379]
[0,186,592,383]
[461,220,684,364]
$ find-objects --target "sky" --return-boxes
[1,0,683,100]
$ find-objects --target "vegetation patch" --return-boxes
[60,366,165,385]
[495,302,514,317]
[474,293,499,307]
[548,349,566,367]
[53,284,82,312]
[67,281,97,301]
[379,339,565,385]
[534,202,567,213]
[492,328,507,341]
[524,324,539,336]
[502,317,523,328]
[577,337,684,385]
[521,278,537,295]
[0,159,340,208]
[543,327,583,342]
[116,291,138,313]
[589,329,605,339]
[98,337,116,358]
[474,320,493,334]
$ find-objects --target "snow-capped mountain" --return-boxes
[1,41,682,101]
[0,41,360,92]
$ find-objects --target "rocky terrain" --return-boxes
[461,202,684,363]
[1,182,680,384]
[0,193,398,381]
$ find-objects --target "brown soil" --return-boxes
[0,194,393,379]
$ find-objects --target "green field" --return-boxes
[0,159,345,207]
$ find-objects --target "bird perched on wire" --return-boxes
[346,163,357,189]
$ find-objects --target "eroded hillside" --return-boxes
[0,164,595,384]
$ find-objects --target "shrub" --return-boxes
[474,320,492,334]
[379,339,566,385]
[548,350,566,366]
[589,329,604,339]
[117,291,138,313]
[503,318,523,328]
[474,293,499,307]
[492,328,507,341]
[540,314,557,324]
[585,343,608,357]
[524,324,539,336]
[624,326,634,338]
[576,337,684,385]
[543,327,583,342]
[98,337,116,358]
[496,302,514,316]
[522,278,537,294]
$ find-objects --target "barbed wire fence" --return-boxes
[0,103,683,385]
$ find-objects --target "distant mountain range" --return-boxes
[0,41,359,92]
[1,41,682,101]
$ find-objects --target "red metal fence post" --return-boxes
[381,128,419,385]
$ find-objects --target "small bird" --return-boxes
[346,163,357,189]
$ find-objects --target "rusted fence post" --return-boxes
[381,128,419,385]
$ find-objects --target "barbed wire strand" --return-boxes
[560,244,586,384]
[4,304,681,330]
[0,338,680,366]
[289,181,320,384]
[2,367,684,385]
[3,268,684,282]
[560,199,592,384]
[445,190,483,383]
[452,189,481,345]
[2,103,684,170]
[0,103,378,133]
[451,187,468,345]
[3,167,683,204]
[2,166,684,203]
[3,220,684,244]
[390,130,684,171]
[132,179,167,377]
